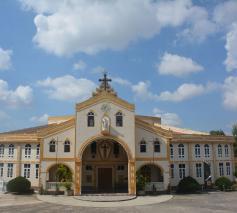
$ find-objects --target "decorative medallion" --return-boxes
[101,103,111,113]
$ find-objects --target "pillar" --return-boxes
[128,160,136,195]
[74,159,81,195]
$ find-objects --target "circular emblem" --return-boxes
[101,103,111,113]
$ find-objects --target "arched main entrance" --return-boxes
[81,138,128,193]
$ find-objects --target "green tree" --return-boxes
[56,164,72,182]
[209,129,225,136]
[232,124,237,157]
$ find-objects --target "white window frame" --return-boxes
[204,144,210,158]
[226,162,231,176]
[195,144,201,158]
[219,162,224,176]
[218,144,222,158]
[170,144,174,159]
[36,144,40,159]
[179,164,185,179]
[196,163,202,178]
[24,164,31,178]
[0,163,3,177]
[7,163,13,178]
[178,144,185,159]
[25,144,31,158]
[35,164,39,179]
[8,144,14,158]
[170,164,174,178]
[224,145,229,157]
[0,144,4,158]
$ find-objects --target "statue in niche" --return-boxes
[101,116,110,134]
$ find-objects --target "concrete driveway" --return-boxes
[0,191,237,213]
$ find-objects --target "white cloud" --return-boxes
[153,108,181,127]
[223,76,237,110]
[224,23,237,72]
[113,77,132,87]
[0,48,12,71]
[92,66,106,74]
[73,60,87,71]
[0,79,33,107]
[158,82,217,102]
[30,113,49,124]
[131,81,159,101]
[213,0,237,29]
[157,52,204,77]
[37,75,96,101]
[20,0,214,56]
[131,80,218,102]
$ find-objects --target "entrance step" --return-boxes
[75,193,136,202]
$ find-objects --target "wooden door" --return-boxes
[98,168,112,192]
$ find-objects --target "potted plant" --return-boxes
[63,182,73,196]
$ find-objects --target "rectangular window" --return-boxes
[0,163,3,177]
[117,165,125,171]
[8,146,14,158]
[170,145,174,159]
[226,162,231,176]
[219,163,224,176]
[35,164,39,179]
[170,164,174,178]
[218,145,222,158]
[36,145,40,159]
[196,163,202,178]
[85,165,92,171]
[0,145,4,158]
[225,145,229,157]
[7,163,13,178]
[24,164,31,178]
[179,164,185,179]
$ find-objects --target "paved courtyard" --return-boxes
[0,191,237,212]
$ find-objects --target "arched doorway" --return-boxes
[46,164,73,191]
[137,164,164,192]
[81,138,128,193]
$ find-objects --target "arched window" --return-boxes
[25,144,31,158]
[178,144,184,158]
[224,144,229,157]
[8,144,14,157]
[36,144,40,158]
[64,140,70,152]
[154,139,160,153]
[140,139,146,153]
[195,144,201,158]
[49,140,56,152]
[170,144,174,159]
[116,112,123,127]
[87,112,94,127]
[218,144,222,157]
[0,144,4,158]
[204,144,210,158]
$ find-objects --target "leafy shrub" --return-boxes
[176,176,201,194]
[7,176,32,194]
[215,177,232,191]
[56,164,72,182]
[136,171,147,191]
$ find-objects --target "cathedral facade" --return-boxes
[0,74,235,195]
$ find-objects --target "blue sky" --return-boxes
[0,0,237,134]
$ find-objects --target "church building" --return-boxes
[0,74,235,195]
